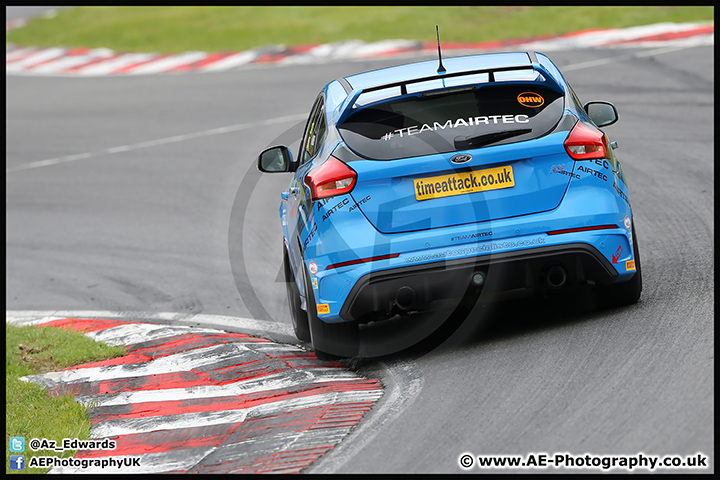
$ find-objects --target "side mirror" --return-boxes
[257,146,294,173]
[584,101,618,128]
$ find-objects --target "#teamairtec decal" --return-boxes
[517,92,544,108]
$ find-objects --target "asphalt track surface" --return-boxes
[6,43,714,472]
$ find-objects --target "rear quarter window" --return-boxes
[338,84,564,160]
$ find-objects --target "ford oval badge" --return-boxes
[451,154,472,164]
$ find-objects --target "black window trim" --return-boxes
[299,94,327,165]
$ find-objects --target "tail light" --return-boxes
[564,122,609,160]
[546,224,617,235]
[305,156,357,201]
[327,253,400,270]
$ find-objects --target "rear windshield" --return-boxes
[338,84,564,160]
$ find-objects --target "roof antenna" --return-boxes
[436,25,446,74]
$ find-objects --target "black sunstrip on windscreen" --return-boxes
[337,84,564,160]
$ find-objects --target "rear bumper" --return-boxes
[339,243,618,323]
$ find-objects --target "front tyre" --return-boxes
[283,246,310,342]
[303,264,359,360]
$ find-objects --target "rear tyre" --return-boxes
[283,246,310,342]
[303,264,359,360]
[598,224,642,308]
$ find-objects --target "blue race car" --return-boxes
[258,51,641,359]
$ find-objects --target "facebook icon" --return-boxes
[10,455,25,470]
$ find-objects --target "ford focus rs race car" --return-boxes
[258,51,641,359]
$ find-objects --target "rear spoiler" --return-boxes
[335,52,564,126]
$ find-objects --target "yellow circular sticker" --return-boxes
[517,92,544,108]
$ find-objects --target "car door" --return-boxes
[288,94,327,292]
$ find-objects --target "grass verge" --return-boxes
[6,6,714,54]
[6,323,126,474]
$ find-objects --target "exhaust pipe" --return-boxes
[546,265,567,289]
[395,286,416,310]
